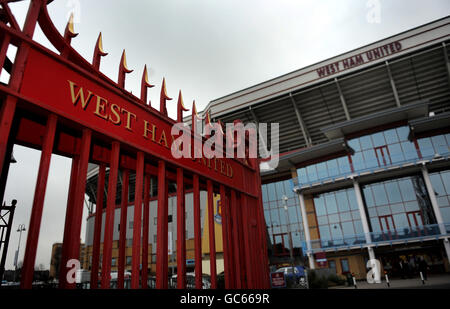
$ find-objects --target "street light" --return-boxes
[15,224,26,282]
[282,195,296,284]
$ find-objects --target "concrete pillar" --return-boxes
[297,190,315,269]
[421,164,450,263]
[352,179,372,244]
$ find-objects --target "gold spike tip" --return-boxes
[178,90,189,111]
[193,102,204,120]
[121,50,133,73]
[161,78,173,100]
[66,12,78,36]
[97,33,107,55]
[143,65,154,87]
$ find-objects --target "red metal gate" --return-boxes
[0,0,269,289]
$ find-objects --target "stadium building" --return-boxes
[83,17,450,281]
[198,16,450,279]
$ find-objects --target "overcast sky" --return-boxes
[2,0,450,271]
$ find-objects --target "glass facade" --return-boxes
[348,126,419,171]
[362,175,437,240]
[296,126,447,187]
[264,124,450,253]
[261,179,305,254]
[314,187,364,246]
[429,170,450,224]
[417,133,450,158]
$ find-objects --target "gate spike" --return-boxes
[177,90,189,123]
[118,49,133,88]
[64,12,78,42]
[160,77,172,116]
[141,65,154,105]
[191,100,204,135]
[92,32,108,70]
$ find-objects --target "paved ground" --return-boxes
[329,274,450,289]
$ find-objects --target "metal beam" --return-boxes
[334,78,351,121]
[385,60,401,107]
[248,107,270,158]
[442,42,450,89]
[289,93,312,146]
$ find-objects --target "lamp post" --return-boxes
[15,224,26,282]
[282,195,296,283]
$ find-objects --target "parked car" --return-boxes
[275,266,305,280]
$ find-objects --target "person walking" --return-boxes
[418,257,428,280]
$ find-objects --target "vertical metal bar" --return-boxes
[156,160,168,289]
[117,169,129,289]
[207,180,217,289]
[335,78,351,121]
[59,156,79,287]
[220,185,232,289]
[131,151,145,289]
[176,168,186,289]
[0,34,11,80]
[101,141,120,289]
[60,129,91,288]
[0,98,17,180]
[141,174,150,288]
[230,190,242,289]
[240,194,254,288]
[0,201,16,286]
[385,61,401,107]
[21,114,57,288]
[91,164,106,289]
[193,174,202,289]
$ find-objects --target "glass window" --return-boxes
[347,188,359,210]
[370,218,381,232]
[348,139,361,152]
[340,259,350,273]
[398,179,415,201]
[404,201,419,212]
[298,167,308,185]
[354,220,364,235]
[431,135,448,154]
[441,171,450,195]
[391,203,405,214]
[340,211,352,222]
[388,144,405,163]
[336,190,350,212]
[317,216,328,225]
[360,135,373,150]
[319,225,331,240]
[328,214,340,224]
[363,149,378,169]
[393,213,408,230]
[262,185,268,203]
[384,129,399,144]
[342,222,355,236]
[330,225,343,239]
[338,157,351,174]
[363,187,375,207]
[317,162,328,180]
[284,180,294,198]
[267,183,276,201]
[325,194,338,214]
[314,196,326,216]
[385,181,402,204]
[372,132,386,147]
[307,165,318,182]
[276,181,285,197]
[430,174,446,196]
[327,159,339,177]
[351,210,361,220]
[418,138,435,158]
[372,184,388,206]
[377,206,390,216]
[401,141,419,160]
[352,152,365,171]
[396,126,409,141]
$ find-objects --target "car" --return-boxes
[275,266,305,280]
